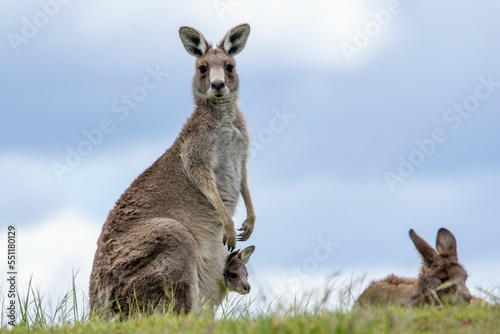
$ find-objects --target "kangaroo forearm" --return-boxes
[236,166,255,242]
[240,176,255,220]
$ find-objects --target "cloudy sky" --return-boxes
[1,0,499,315]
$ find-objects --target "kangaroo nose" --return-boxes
[242,284,250,294]
[211,80,225,91]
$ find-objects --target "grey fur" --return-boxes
[89,24,255,318]
[224,246,255,295]
[355,228,472,307]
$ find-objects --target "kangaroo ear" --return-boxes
[238,245,255,265]
[436,228,458,259]
[409,229,438,266]
[226,249,240,264]
[220,23,250,56]
[179,26,209,58]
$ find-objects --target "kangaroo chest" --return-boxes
[211,120,247,212]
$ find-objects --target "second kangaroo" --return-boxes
[89,24,256,317]
[356,228,472,307]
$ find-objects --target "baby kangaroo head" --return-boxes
[410,228,472,306]
[224,245,255,295]
[179,24,250,102]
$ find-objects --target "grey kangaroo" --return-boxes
[89,23,256,318]
[356,228,472,307]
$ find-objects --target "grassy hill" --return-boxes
[3,275,499,333]
[3,304,500,334]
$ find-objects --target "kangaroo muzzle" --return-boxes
[208,67,228,97]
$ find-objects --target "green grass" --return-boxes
[2,274,499,334]
[4,305,500,334]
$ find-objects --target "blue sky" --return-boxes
[1,0,499,312]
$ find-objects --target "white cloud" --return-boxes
[0,153,63,220]
[218,0,400,69]
[4,209,101,303]
[1,0,403,69]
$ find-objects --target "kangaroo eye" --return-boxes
[199,65,207,74]
[225,64,234,72]
[230,273,238,279]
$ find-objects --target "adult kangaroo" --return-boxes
[89,23,256,318]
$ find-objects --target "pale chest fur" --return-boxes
[211,118,247,214]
